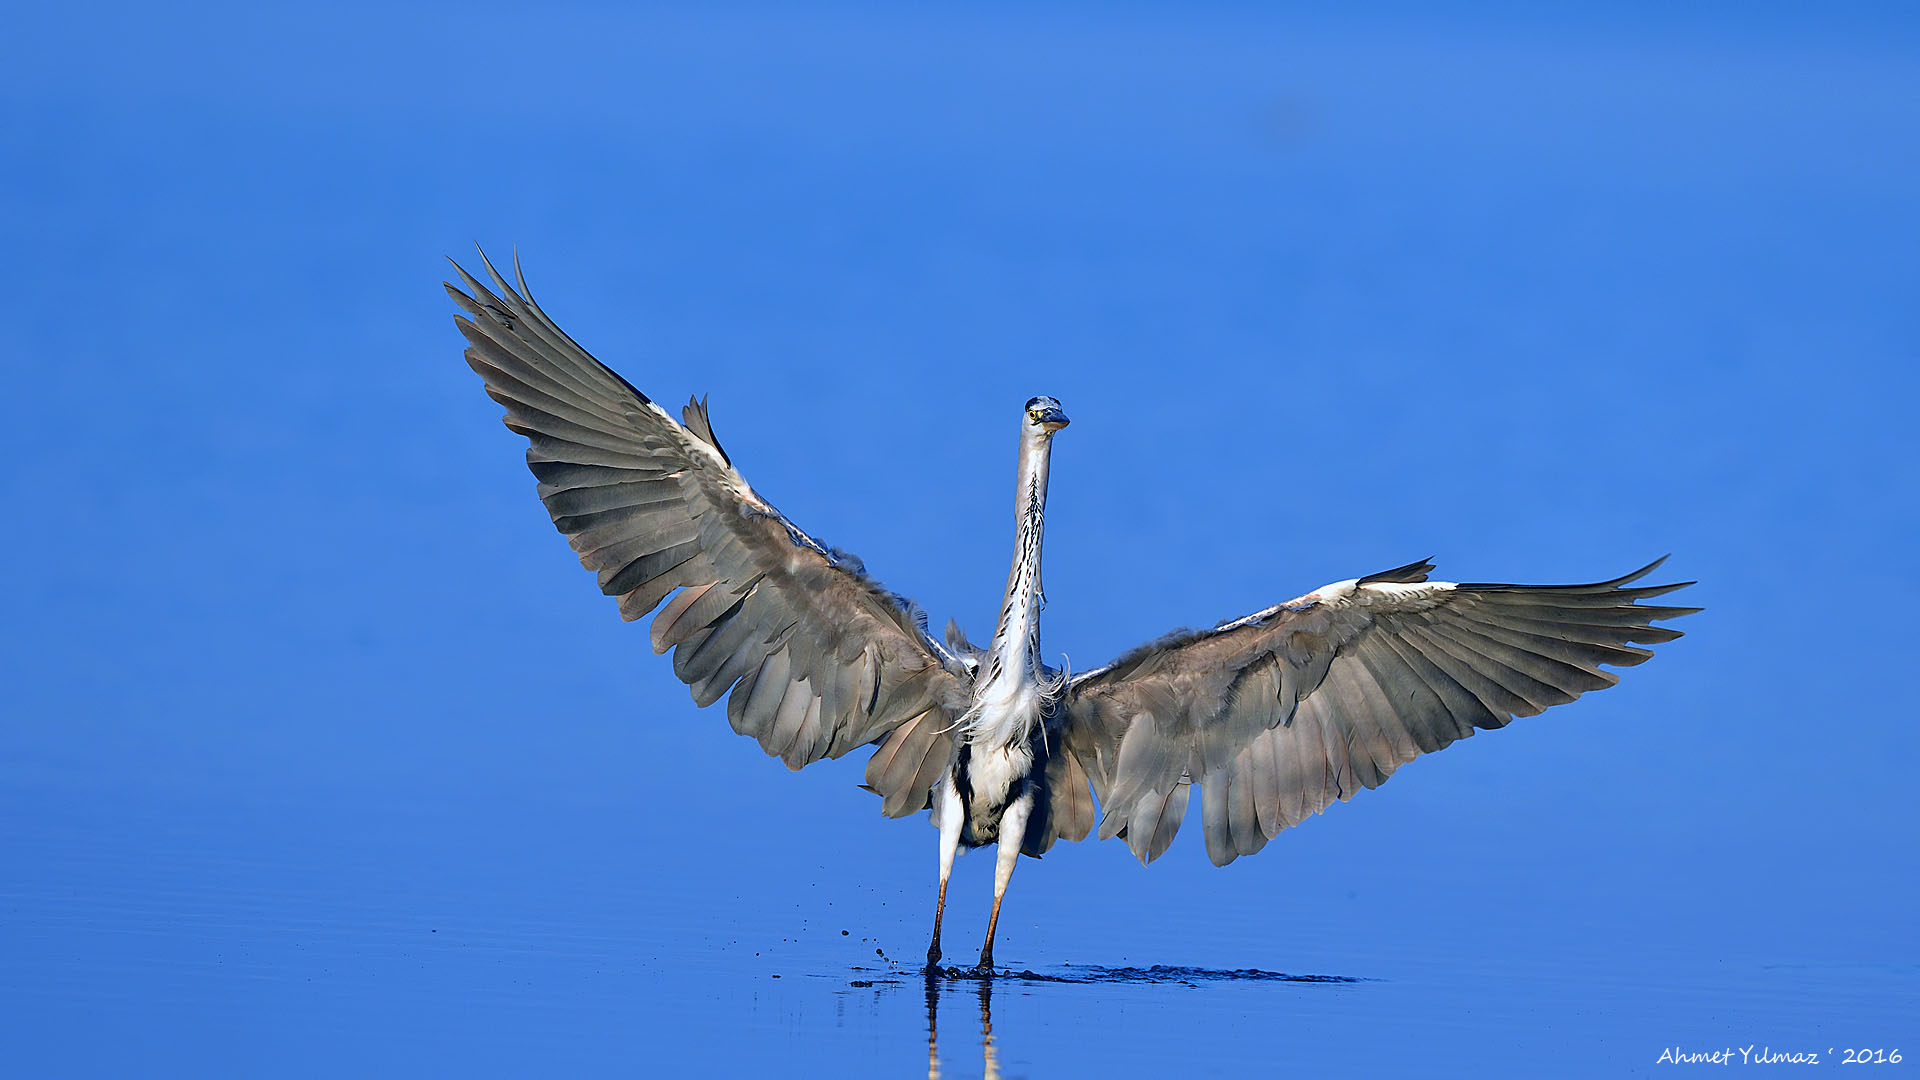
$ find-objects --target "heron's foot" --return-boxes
[926,939,942,967]
[975,947,994,974]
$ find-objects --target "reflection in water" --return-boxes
[920,964,1358,1076]
[924,974,938,1080]
[924,972,998,1080]
[977,978,998,1080]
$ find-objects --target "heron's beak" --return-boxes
[1036,407,1070,433]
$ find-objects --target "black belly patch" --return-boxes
[952,739,1052,850]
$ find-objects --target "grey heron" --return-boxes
[449,254,1697,972]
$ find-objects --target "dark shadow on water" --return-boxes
[926,962,1366,985]
[891,965,1366,1078]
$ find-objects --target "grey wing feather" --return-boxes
[1035,744,1098,852]
[1063,558,1697,865]
[450,253,966,812]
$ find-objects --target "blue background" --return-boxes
[4,3,1915,1075]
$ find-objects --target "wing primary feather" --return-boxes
[1398,624,1534,720]
[1372,629,1502,733]
[1419,621,1589,704]
[1349,636,1457,753]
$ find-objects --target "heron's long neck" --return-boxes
[983,430,1053,697]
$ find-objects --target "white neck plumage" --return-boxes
[964,424,1055,746]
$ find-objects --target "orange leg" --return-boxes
[976,792,1032,972]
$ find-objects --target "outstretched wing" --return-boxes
[1061,558,1697,865]
[450,254,964,816]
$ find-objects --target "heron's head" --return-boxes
[1024,396,1070,435]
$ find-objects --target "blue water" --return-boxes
[4,3,1915,1075]
[7,779,1910,1074]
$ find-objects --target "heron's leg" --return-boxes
[928,778,964,968]
[977,791,1033,972]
